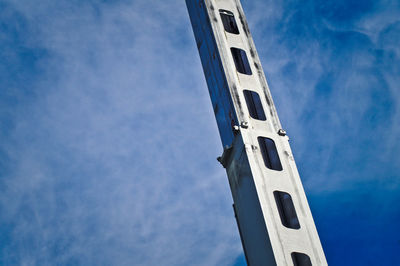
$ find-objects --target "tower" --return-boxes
[185,0,328,265]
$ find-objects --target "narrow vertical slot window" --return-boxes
[219,9,239,34]
[274,191,300,229]
[231,48,252,75]
[243,90,266,120]
[291,252,312,266]
[257,137,282,171]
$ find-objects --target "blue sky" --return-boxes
[0,0,399,265]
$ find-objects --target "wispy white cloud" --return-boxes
[0,0,242,265]
[243,0,400,189]
[1,0,399,265]
[243,0,400,264]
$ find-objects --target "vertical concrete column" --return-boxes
[186,0,328,265]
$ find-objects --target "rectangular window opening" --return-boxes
[243,90,266,120]
[231,47,252,75]
[292,252,312,266]
[274,191,300,229]
[219,9,239,34]
[257,137,282,171]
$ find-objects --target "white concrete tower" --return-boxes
[186,0,328,265]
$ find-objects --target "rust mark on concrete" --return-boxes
[207,2,218,23]
[250,48,255,58]
[236,5,249,37]
[263,89,272,107]
[232,83,244,119]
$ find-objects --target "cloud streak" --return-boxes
[1,0,242,265]
[243,0,400,264]
[1,0,399,265]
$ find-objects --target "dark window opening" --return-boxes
[274,191,300,229]
[231,48,252,75]
[292,252,312,266]
[219,9,239,34]
[257,137,282,171]
[243,90,266,120]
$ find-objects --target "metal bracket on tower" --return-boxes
[278,128,287,136]
[217,145,233,168]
